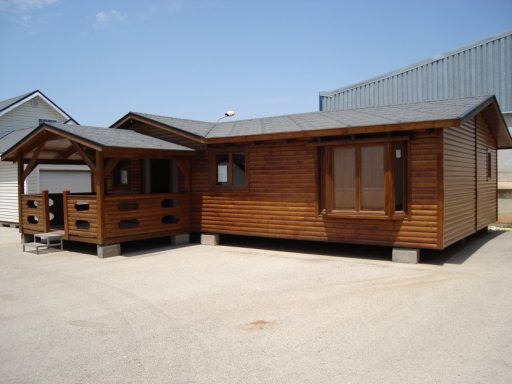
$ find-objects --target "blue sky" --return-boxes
[0,0,511,126]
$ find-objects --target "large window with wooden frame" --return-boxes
[323,140,407,218]
[211,151,247,189]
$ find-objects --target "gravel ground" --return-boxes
[0,227,511,384]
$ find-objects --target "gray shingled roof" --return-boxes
[44,122,193,151]
[208,96,493,138]
[133,112,214,137]
[0,91,34,113]
[0,127,36,155]
[134,96,492,139]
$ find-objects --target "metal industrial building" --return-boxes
[319,30,512,222]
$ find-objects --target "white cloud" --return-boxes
[94,9,124,28]
[0,0,58,11]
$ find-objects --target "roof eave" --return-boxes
[1,124,103,162]
[204,119,459,145]
[0,90,76,123]
[459,96,512,149]
[111,112,206,144]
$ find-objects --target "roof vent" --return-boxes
[31,99,38,108]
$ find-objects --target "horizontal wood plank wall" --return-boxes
[20,194,49,234]
[443,121,477,248]
[476,115,497,229]
[105,159,142,194]
[103,193,190,244]
[128,122,203,150]
[191,132,441,249]
[65,195,98,243]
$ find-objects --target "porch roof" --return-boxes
[1,122,194,163]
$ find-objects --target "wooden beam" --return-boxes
[41,190,50,233]
[55,144,77,160]
[95,151,105,245]
[63,190,70,240]
[71,142,96,173]
[22,144,45,180]
[102,147,194,159]
[104,158,121,178]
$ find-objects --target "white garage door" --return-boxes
[39,170,91,193]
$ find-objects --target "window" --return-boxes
[39,118,57,125]
[113,161,129,187]
[324,140,407,218]
[212,152,247,188]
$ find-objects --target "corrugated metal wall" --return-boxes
[319,31,512,113]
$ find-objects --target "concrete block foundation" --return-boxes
[172,233,190,246]
[392,248,420,264]
[97,244,121,258]
[201,233,219,246]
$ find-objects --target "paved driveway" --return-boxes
[0,227,511,383]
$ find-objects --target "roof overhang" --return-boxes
[112,112,206,145]
[459,96,512,149]
[203,119,460,144]
[1,123,193,163]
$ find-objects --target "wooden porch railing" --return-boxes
[62,192,190,245]
[63,193,98,243]
[103,193,190,244]
[20,192,50,234]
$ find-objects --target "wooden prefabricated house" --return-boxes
[2,96,511,262]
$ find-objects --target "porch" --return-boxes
[2,122,195,257]
[20,191,190,244]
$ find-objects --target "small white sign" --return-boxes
[217,164,228,183]
[395,149,402,159]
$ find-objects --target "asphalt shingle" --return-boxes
[45,123,193,151]
[132,96,493,140]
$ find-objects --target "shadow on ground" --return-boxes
[217,229,509,266]
[57,228,508,265]
[421,229,508,265]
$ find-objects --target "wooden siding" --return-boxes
[191,131,442,249]
[103,193,190,244]
[105,159,143,194]
[476,115,497,229]
[64,194,98,243]
[443,115,498,247]
[126,121,203,150]
[20,193,49,234]
[443,121,477,247]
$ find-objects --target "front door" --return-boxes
[150,159,176,193]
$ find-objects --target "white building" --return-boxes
[0,90,91,225]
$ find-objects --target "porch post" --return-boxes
[41,190,50,233]
[94,152,120,258]
[63,191,70,240]
[95,151,105,245]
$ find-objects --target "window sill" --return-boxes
[322,211,408,221]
